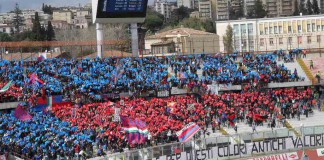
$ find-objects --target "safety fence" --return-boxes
[90,125,324,160]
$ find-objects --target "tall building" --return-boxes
[177,0,198,9]
[216,15,324,52]
[154,0,173,19]
[213,0,229,20]
[262,0,295,18]
[198,0,212,19]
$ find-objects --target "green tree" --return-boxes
[46,21,55,41]
[42,3,53,15]
[179,18,215,33]
[31,12,44,41]
[0,32,13,41]
[312,0,320,14]
[143,8,164,32]
[12,3,24,34]
[236,0,244,19]
[293,0,299,16]
[306,0,313,15]
[228,1,237,20]
[223,25,233,53]
[247,0,267,18]
[167,6,193,26]
[299,0,307,15]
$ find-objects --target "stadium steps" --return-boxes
[277,59,310,82]
[297,58,316,84]
[284,110,324,137]
[284,120,301,137]
[219,127,242,144]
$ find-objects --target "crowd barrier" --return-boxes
[90,125,324,160]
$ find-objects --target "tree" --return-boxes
[0,32,13,42]
[293,0,299,16]
[31,12,44,41]
[42,3,53,15]
[306,0,313,15]
[229,0,244,20]
[223,25,234,53]
[179,18,215,33]
[312,0,320,14]
[143,8,164,32]
[167,6,193,26]
[247,0,267,18]
[299,0,307,15]
[46,21,55,41]
[228,1,237,20]
[236,0,244,19]
[12,3,24,34]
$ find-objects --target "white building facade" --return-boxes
[216,15,324,53]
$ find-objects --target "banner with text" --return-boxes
[153,134,324,160]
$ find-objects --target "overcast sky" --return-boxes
[0,0,155,13]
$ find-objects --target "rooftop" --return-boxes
[145,27,215,39]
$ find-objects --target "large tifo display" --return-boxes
[92,0,148,23]
[152,134,324,160]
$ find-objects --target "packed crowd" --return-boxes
[0,87,319,159]
[0,50,305,103]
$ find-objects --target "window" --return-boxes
[322,25,324,31]
[260,38,264,46]
[307,24,311,32]
[307,36,312,43]
[279,38,283,44]
[298,25,302,33]
[2,28,5,32]
[288,37,292,44]
[265,27,268,34]
[317,25,321,31]
[269,27,273,34]
[274,26,278,34]
[317,35,321,42]
[279,26,283,33]
[298,36,302,44]
[312,23,315,31]
[260,31,264,35]
[269,38,274,45]
[288,26,292,33]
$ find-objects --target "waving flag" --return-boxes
[120,116,139,144]
[29,73,44,86]
[0,81,13,93]
[176,123,200,142]
[14,104,32,121]
[120,116,149,144]
[135,119,149,144]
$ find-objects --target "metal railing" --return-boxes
[91,125,324,160]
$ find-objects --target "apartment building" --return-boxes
[262,0,295,18]
[199,0,212,19]
[216,15,324,52]
[154,0,173,19]
[177,0,199,9]
[53,10,74,24]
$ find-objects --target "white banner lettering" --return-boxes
[152,134,324,160]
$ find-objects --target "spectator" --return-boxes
[310,60,314,69]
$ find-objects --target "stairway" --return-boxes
[277,59,310,82]
[296,58,316,84]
